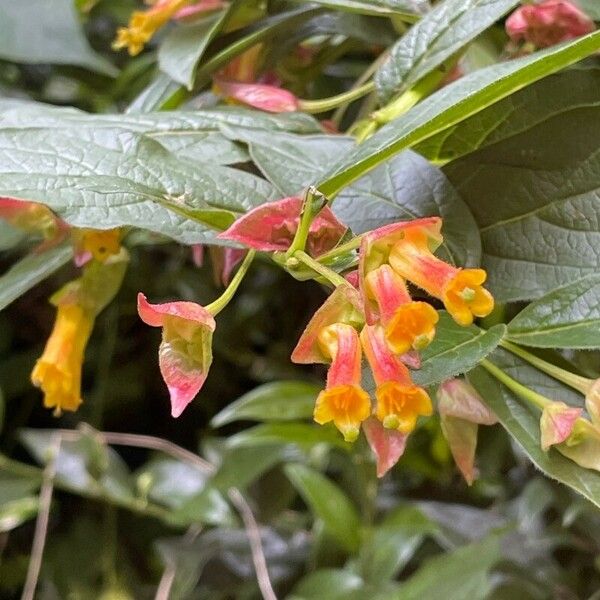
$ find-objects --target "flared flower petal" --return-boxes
[506,0,594,49]
[72,228,122,267]
[361,325,432,434]
[113,0,191,56]
[31,304,93,415]
[138,293,216,417]
[213,79,299,113]
[218,196,347,256]
[389,235,493,326]
[313,323,370,441]
[291,285,364,364]
[364,264,439,354]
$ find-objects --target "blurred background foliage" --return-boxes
[1,0,600,599]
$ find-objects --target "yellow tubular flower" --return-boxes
[375,381,433,434]
[112,0,191,56]
[441,269,494,327]
[78,229,122,263]
[31,304,94,415]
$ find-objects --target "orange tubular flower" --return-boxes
[113,0,191,56]
[387,224,493,326]
[364,264,439,355]
[72,228,123,266]
[313,323,371,442]
[31,303,94,414]
[361,325,432,434]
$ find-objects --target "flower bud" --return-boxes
[540,401,582,451]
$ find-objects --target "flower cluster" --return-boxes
[291,217,494,473]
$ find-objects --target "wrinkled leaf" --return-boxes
[507,274,600,349]
[334,151,481,266]
[412,313,506,386]
[376,0,518,103]
[316,31,600,197]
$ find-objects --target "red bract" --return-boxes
[540,401,582,451]
[506,0,594,48]
[363,417,408,478]
[213,79,299,113]
[138,293,216,418]
[218,196,347,256]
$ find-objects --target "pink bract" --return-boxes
[214,79,299,113]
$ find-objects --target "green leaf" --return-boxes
[412,313,506,387]
[289,0,427,18]
[0,496,39,533]
[227,422,349,451]
[316,31,600,197]
[375,0,519,103]
[0,245,73,312]
[392,536,501,600]
[159,9,230,89]
[0,0,117,76]
[445,102,600,302]
[468,355,600,509]
[20,428,135,503]
[285,463,361,552]
[211,380,319,427]
[507,274,600,349]
[290,569,365,600]
[126,72,188,113]
[359,505,437,582]
[334,151,481,266]
[416,64,600,163]
[220,126,354,195]
[0,128,277,244]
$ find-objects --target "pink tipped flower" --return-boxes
[361,324,432,434]
[540,401,582,451]
[386,221,494,327]
[173,0,225,21]
[138,293,216,418]
[506,0,594,49]
[312,323,371,442]
[213,78,299,113]
[363,417,408,477]
[437,378,497,485]
[363,264,439,355]
[218,196,347,257]
[291,285,364,364]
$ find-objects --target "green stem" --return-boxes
[501,340,592,394]
[292,251,348,287]
[298,81,375,114]
[480,359,550,410]
[315,235,363,262]
[286,186,324,257]
[205,250,256,315]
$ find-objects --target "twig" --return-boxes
[155,526,202,600]
[21,433,61,600]
[228,488,277,600]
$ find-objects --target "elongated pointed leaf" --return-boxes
[0,0,117,76]
[211,381,319,427]
[0,128,277,244]
[285,463,361,552]
[289,0,428,18]
[0,245,72,312]
[468,354,600,509]
[316,31,600,197]
[375,0,519,103]
[507,274,600,349]
[412,313,506,386]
